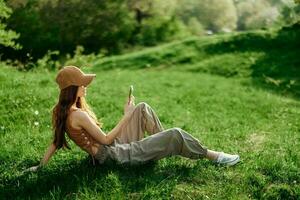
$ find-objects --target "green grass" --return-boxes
[1,25,300,199]
[94,25,300,98]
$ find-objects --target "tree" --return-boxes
[0,0,20,49]
[176,0,237,32]
[275,0,300,26]
[126,0,181,45]
[5,0,135,59]
[236,0,280,30]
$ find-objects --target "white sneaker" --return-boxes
[214,152,240,166]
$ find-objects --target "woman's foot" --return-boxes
[214,152,240,166]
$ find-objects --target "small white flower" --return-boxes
[206,30,213,35]
[34,121,39,126]
[34,110,39,115]
[0,126,4,130]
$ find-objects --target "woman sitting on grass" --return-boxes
[27,66,240,172]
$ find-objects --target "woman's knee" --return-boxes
[136,102,150,110]
[172,127,183,134]
[166,127,184,144]
[165,127,183,138]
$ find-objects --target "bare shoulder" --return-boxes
[70,110,88,121]
[72,110,95,127]
[68,109,88,129]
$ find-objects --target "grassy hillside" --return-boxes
[93,23,300,99]
[0,25,300,199]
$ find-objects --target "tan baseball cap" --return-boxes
[55,66,96,90]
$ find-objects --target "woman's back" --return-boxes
[66,109,101,156]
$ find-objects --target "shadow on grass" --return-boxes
[1,157,209,199]
[201,22,300,99]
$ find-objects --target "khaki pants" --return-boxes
[94,102,208,165]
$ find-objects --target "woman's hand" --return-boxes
[124,95,135,115]
[22,143,56,173]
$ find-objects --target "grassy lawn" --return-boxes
[0,27,299,199]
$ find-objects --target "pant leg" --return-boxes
[105,127,208,165]
[116,102,164,144]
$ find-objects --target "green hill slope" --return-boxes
[93,23,300,98]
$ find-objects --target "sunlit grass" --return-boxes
[1,60,299,199]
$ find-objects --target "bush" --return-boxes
[63,46,104,69]
[35,50,60,72]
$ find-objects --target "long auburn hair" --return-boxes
[51,85,103,149]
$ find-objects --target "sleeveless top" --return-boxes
[65,108,100,165]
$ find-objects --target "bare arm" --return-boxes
[78,111,133,145]
[24,142,57,172]
[78,96,136,145]
[39,142,57,166]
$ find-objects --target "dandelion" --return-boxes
[34,121,39,126]
[34,110,39,115]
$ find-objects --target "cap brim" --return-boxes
[81,74,96,87]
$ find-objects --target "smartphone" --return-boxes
[128,85,134,99]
